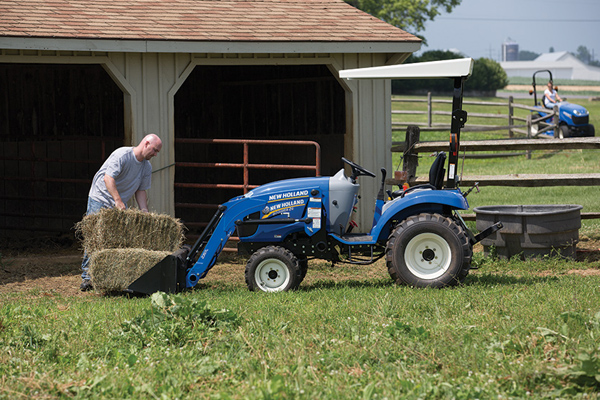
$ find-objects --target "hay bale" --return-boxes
[76,208,185,254]
[89,248,171,292]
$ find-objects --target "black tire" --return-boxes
[245,246,303,292]
[298,256,309,281]
[586,124,595,137]
[385,213,472,288]
[556,124,570,139]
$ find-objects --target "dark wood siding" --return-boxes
[0,64,124,240]
[174,64,346,234]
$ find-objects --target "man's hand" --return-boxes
[104,175,125,210]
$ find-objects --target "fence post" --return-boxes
[403,125,420,183]
[427,92,432,127]
[553,105,559,138]
[508,96,514,138]
[526,114,532,160]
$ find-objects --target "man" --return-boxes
[80,133,163,291]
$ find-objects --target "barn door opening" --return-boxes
[174,64,346,235]
[0,63,124,242]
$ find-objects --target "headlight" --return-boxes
[572,109,587,116]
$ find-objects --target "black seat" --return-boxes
[391,152,446,199]
[429,151,446,190]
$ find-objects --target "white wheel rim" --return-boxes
[255,258,290,292]
[404,232,452,280]
[531,124,539,135]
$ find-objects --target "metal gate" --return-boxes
[174,138,321,241]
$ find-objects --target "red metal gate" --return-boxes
[174,138,321,240]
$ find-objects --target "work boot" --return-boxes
[80,280,94,292]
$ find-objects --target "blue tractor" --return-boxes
[128,58,502,295]
[529,70,595,138]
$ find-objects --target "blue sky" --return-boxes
[417,0,600,61]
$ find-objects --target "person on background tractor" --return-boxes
[543,80,562,108]
[79,133,163,291]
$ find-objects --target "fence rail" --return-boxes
[392,93,559,138]
[388,122,600,219]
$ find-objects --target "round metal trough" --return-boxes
[474,204,582,259]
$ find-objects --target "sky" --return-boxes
[417,0,600,61]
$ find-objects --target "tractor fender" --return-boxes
[369,189,469,241]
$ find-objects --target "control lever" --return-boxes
[462,182,480,198]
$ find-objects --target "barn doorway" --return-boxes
[0,63,125,242]
[174,64,346,234]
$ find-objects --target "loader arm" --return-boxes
[184,196,270,288]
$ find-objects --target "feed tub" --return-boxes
[474,204,582,259]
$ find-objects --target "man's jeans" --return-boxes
[80,197,106,282]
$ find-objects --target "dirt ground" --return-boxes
[1,235,599,298]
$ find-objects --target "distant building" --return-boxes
[501,51,600,81]
[502,39,519,62]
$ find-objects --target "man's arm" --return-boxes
[135,190,149,213]
[104,175,126,210]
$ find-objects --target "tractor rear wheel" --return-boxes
[245,246,303,292]
[386,213,472,288]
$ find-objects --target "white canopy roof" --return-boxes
[339,58,474,80]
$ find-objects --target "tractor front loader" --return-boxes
[128,58,502,295]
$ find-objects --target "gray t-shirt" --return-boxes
[89,147,152,207]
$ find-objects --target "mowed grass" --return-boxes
[1,256,600,399]
[1,96,599,399]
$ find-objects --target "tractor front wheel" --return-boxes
[245,246,303,292]
[556,124,570,139]
[386,213,472,288]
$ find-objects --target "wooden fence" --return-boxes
[392,93,559,138]
[388,124,600,220]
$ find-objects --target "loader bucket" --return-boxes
[127,247,190,295]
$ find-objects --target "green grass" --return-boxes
[1,95,600,399]
[1,266,600,399]
[506,76,600,87]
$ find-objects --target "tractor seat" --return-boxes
[391,152,446,199]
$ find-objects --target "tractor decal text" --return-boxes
[268,190,309,202]
[262,198,306,218]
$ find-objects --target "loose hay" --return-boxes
[89,248,171,292]
[76,208,185,254]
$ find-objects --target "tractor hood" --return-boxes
[243,176,330,200]
[557,101,589,123]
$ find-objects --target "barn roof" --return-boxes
[0,0,419,44]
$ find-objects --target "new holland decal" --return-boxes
[262,190,310,218]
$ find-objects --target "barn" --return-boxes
[0,0,421,241]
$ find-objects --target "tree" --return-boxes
[465,58,508,93]
[344,0,462,42]
[576,46,592,64]
[519,50,539,61]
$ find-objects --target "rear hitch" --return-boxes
[473,221,503,244]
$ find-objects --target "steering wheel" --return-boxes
[342,157,376,181]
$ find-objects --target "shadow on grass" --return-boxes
[466,273,560,286]
[300,278,395,291]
